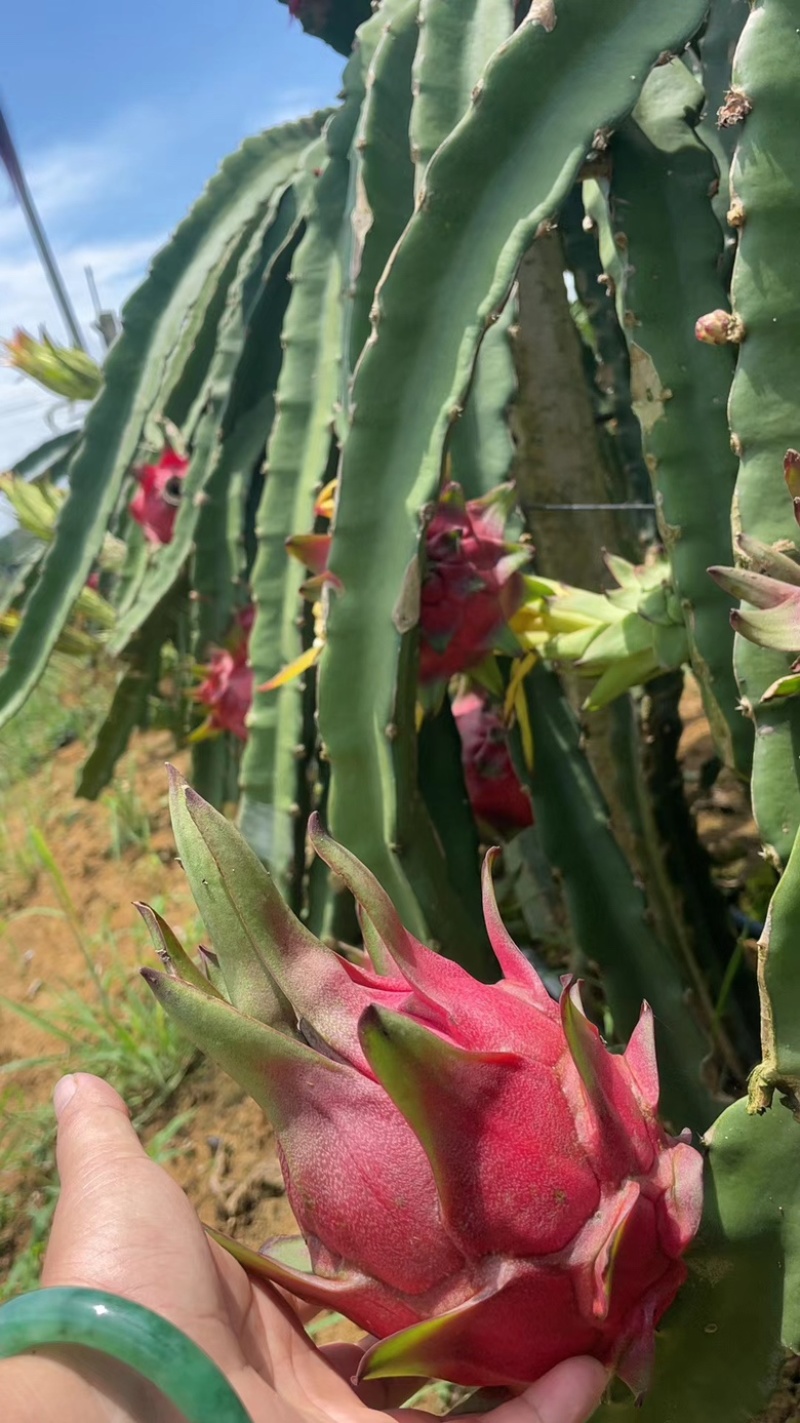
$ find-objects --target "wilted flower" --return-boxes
[129,450,190,545]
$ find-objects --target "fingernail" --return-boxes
[54,1074,78,1118]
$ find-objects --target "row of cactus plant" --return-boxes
[5,0,800,1415]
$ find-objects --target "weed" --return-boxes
[104,774,152,858]
[0,658,110,794]
[0,839,202,1299]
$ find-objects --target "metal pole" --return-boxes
[0,100,87,351]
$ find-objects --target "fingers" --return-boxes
[483,1360,608,1423]
[42,1073,212,1309]
[43,1073,149,1288]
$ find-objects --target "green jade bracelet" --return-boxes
[0,1287,253,1423]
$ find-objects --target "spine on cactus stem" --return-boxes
[696,0,749,248]
[584,57,750,777]
[409,0,514,192]
[318,0,711,931]
[0,116,324,733]
[723,0,800,864]
[239,107,355,892]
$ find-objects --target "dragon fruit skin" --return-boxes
[142,773,703,1399]
[453,691,533,833]
[129,450,189,545]
[419,483,528,686]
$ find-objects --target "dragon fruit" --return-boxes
[453,691,533,833]
[129,449,189,545]
[271,482,529,690]
[194,606,255,740]
[420,484,529,686]
[141,773,702,1399]
[195,649,253,740]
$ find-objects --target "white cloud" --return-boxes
[0,81,332,503]
[0,111,166,480]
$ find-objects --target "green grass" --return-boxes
[0,656,110,794]
[0,831,201,1302]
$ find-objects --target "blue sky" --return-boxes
[0,0,343,471]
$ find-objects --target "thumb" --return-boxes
[486,1359,608,1423]
[42,1073,151,1288]
[42,1072,205,1297]
[53,1071,142,1180]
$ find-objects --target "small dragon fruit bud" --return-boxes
[452,691,533,833]
[694,309,745,346]
[419,483,529,686]
[709,562,800,657]
[142,775,703,1401]
[129,449,190,545]
[2,328,102,400]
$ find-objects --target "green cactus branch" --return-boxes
[409,0,513,187]
[726,0,800,864]
[586,58,750,775]
[0,117,323,731]
[524,664,720,1134]
[319,0,710,924]
[594,1097,800,1422]
[345,0,417,376]
[109,185,304,657]
[240,109,354,890]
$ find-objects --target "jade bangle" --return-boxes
[0,1287,253,1423]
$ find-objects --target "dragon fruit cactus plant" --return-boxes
[141,771,702,1398]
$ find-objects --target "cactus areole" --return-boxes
[142,773,702,1398]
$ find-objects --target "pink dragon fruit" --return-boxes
[195,649,253,741]
[419,484,529,686]
[276,482,529,689]
[129,449,189,545]
[141,774,703,1399]
[194,606,255,741]
[453,691,533,833]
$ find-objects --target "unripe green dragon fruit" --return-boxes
[140,771,702,1399]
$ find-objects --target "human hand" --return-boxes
[3,1073,608,1423]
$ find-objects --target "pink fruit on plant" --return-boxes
[142,775,703,1400]
[129,450,189,545]
[420,483,529,686]
[453,691,533,833]
[195,648,253,741]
